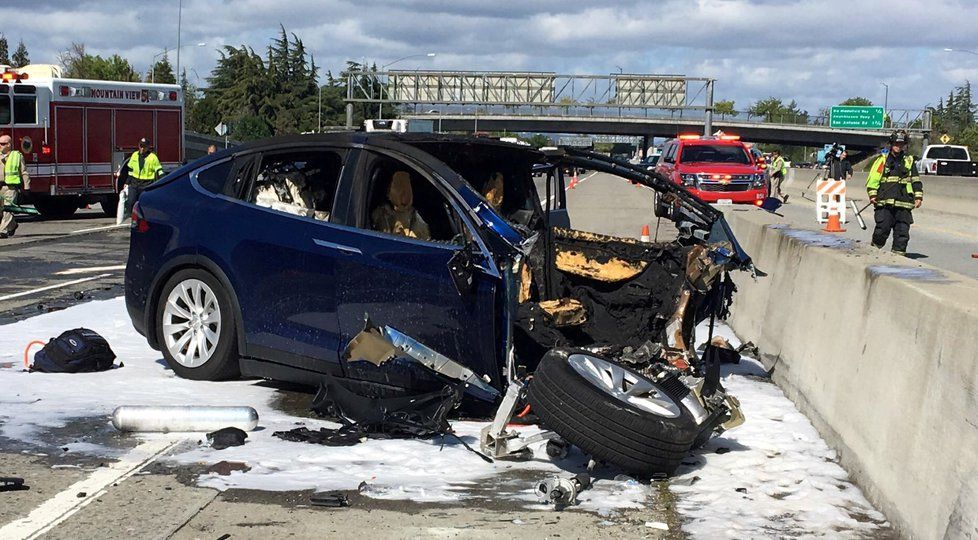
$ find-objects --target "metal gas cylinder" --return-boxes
[111,405,259,432]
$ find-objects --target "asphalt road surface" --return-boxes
[535,170,677,242]
[0,209,128,325]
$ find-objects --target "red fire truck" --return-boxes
[1,64,183,218]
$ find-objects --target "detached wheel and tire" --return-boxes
[527,349,699,476]
[156,269,239,380]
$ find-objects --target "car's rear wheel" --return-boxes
[156,269,239,380]
[527,349,699,476]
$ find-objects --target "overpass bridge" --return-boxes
[344,69,930,155]
[400,113,907,155]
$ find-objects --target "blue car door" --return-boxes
[327,148,504,391]
[192,146,352,374]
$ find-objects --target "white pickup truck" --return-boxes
[917,144,972,175]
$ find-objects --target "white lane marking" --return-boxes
[0,439,181,540]
[0,274,113,302]
[54,265,126,276]
[71,223,128,234]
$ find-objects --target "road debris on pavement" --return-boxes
[206,461,251,476]
[310,491,351,507]
[536,472,592,508]
[207,427,248,450]
[0,298,892,536]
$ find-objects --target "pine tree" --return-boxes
[147,52,176,84]
[0,34,10,65]
[11,40,29,68]
[198,26,350,138]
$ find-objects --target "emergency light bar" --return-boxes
[719,135,741,141]
[678,134,700,140]
[1,71,28,82]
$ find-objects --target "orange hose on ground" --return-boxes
[23,340,46,368]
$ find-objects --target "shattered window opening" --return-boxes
[356,151,467,245]
[248,149,344,222]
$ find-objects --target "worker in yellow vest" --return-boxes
[866,130,922,255]
[122,138,164,217]
[1,134,29,238]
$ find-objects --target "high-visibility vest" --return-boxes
[127,151,163,181]
[866,154,920,209]
[772,156,786,175]
[3,150,23,186]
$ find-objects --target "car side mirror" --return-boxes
[447,243,477,295]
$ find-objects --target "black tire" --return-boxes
[100,194,120,218]
[33,196,80,219]
[155,268,240,380]
[653,192,670,218]
[527,349,699,476]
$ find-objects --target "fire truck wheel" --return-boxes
[100,194,120,217]
[155,268,240,381]
[33,196,80,219]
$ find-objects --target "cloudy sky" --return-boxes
[2,0,976,113]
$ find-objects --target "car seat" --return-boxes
[254,167,318,219]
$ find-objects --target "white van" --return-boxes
[364,119,408,133]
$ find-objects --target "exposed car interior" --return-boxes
[362,152,464,244]
[406,141,542,230]
[250,150,343,220]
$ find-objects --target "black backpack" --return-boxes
[31,328,117,373]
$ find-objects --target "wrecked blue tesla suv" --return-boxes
[125,133,750,475]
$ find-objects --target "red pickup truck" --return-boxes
[655,135,768,206]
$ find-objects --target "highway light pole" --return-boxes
[943,48,978,56]
[881,82,889,121]
[176,0,183,78]
[152,42,206,84]
[378,53,436,119]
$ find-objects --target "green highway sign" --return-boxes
[829,106,885,129]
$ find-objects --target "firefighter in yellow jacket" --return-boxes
[122,138,164,216]
[866,130,921,255]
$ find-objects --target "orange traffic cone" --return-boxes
[823,212,846,233]
[568,175,578,189]
[640,224,651,242]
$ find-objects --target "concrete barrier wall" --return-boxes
[723,207,978,539]
[791,168,978,220]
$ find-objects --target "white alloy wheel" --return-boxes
[162,278,222,368]
[566,353,682,418]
